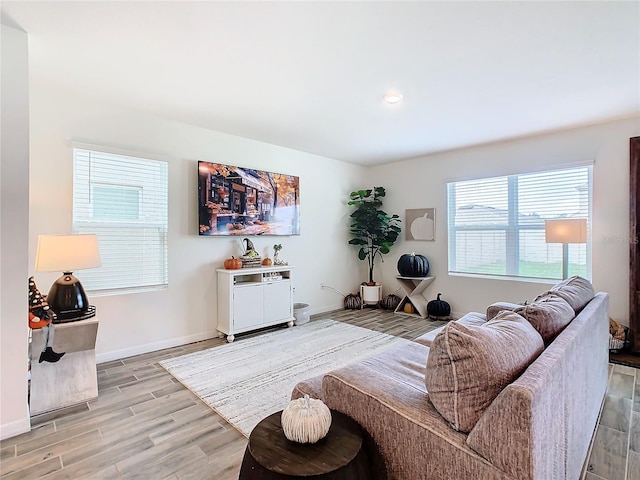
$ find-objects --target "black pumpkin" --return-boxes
[344,293,361,310]
[381,294,401,310]
[397,253,430,277]
[427,293,451,318]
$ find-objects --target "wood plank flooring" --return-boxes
[0,308,637,479]
[584,364,640,480]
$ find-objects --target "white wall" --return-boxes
[371,117,640,324]
[28,80,366,362]
[1,24,31,439]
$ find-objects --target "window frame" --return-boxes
[72,144,169,295]
[447,165,592,282]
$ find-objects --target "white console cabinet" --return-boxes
[217,266,294,342]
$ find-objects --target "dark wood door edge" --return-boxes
[630,136,640,353]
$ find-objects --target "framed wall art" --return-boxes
[198,161,300,236]
[406,208,435,241]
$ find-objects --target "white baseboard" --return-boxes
[96,302,410,364]
[310,302,344,315]
[0,415,30,440]
[96,330,219,364]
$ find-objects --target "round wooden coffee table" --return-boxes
[238,409,372,479]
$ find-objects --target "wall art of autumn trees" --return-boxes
[198,161,300,236]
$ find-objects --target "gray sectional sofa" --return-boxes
[292,277,609,480]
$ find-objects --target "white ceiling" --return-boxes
[2,1,639,166]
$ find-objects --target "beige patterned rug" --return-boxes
[160,319,409,437]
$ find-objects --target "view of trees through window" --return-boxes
[447,166,591,280]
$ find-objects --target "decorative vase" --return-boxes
[360,284,382,306]
[281,394,332,444]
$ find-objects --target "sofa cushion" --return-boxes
[413,312,486,347]
[425,310,544,433]
[515,293,575,343]
[547,276,595,313]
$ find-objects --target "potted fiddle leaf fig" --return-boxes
[348,187,401,304]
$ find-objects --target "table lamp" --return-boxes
[35,234,101,323]
[544,219,587,279]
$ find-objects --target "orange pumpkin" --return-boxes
[224,256,242,269]
[403,302,415,314]
[262,257,273,266]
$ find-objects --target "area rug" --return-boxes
[159,319,409,437]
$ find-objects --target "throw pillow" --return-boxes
[425,310,544,433]
[515,293,575,343]
[486,301,526,321]
[547,276,595,313]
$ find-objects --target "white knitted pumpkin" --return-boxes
[281,394,332,443]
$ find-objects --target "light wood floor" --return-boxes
[0,309,637,480]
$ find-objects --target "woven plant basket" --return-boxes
[609,319,629,353]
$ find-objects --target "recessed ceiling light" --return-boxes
[383,92,403,104]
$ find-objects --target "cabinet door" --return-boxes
[233,284,264,330]
[263,281,292,323]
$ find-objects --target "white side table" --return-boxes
[394,276,436,318]
[29,317,99,415]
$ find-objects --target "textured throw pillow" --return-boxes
[515,293,575,343]
[486,301,526,321]
[547,276,595,313]
[425,311,544,433]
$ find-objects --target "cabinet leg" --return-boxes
[287,321,294,328]
[226,335,235,343]
[217,331,225,338]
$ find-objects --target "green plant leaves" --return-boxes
[347,186,402,283]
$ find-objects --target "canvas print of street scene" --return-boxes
[198,161,300,236]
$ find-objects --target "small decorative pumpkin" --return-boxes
[344,293,361,310]
[224,256,242,270]
[428,293,451,319]
[397,252,430,277]
[381,294,401,310]
[262,257,273,266]
[403,302,415,314]
[281,394,332,444]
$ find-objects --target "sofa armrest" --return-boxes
[291,374,323,400]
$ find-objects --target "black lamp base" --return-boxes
[47,272,95,323]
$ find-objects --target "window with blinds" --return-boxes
[73,147,169,294]
[447,165,592,281]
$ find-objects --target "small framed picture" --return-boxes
[406,208,435,241]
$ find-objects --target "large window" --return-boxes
[447,165,592,281]
[73,147,169,294]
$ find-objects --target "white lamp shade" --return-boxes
[35,234,101,272]
[544,219,587,244]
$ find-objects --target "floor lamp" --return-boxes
[35,234,101,322]
[544,219,587,280]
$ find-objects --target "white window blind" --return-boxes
[73,148,168,294]
[447,165,592,281]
